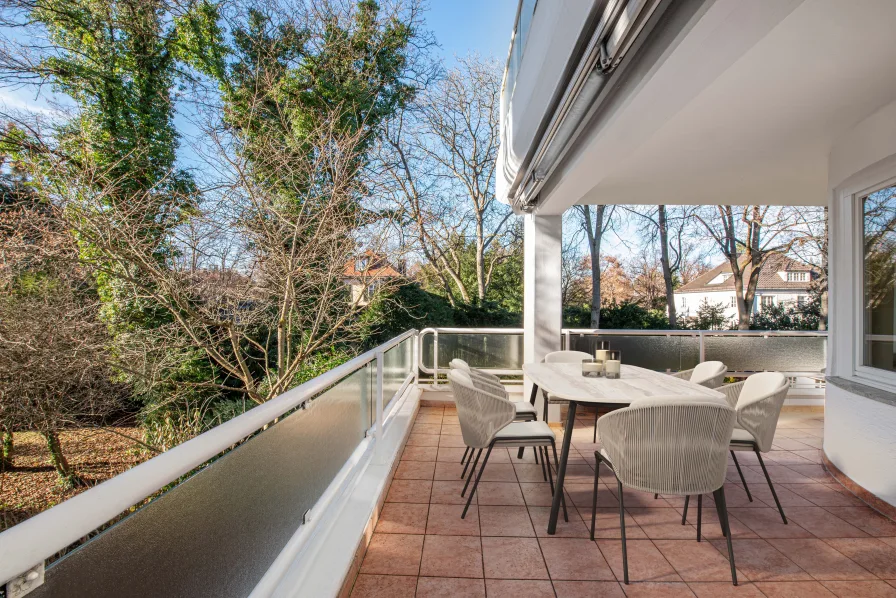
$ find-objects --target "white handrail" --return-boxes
[0,329,417,586]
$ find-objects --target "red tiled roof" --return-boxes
[677,254,818,294]
[343,251,402,278]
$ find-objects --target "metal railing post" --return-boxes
[375,350,384,460]
[413,332,420,387]
[698,331,706,362]
[433,330,440,387]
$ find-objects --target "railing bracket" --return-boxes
[6,562,44,598]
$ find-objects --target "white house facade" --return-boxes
[674,254,816,321]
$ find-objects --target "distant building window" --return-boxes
[729,296,736,308]
[761,295,775,308]
[681,296,687,308]
[786,271,809,282]
[797,295,808,306]
[357,257,369,271]
[709,272,733,285]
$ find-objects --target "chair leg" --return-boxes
[697,494,702,542]
[549,439,569,522]
[461,446,470,465]
[654,493,659,499]
[590,454,601,540]
[463,444,493,518]
[539,446,548,481]
[461,447,479,480]
[714,493,728,537]
[682,495,689,525]
[714,486,738,586]
[519,385,540,460]
[618,478,629,585]
[462,449,482,493]
[534,446,540,465]
[730,450,752,502]
[755,448,787,524]
[593,407,599,443]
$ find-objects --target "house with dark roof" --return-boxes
[674,254,818,320]
[342,251,403,306]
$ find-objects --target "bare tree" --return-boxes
[790,206,828,329]
[381,55,515,305]
[629,249,666,311]
[696,205,802,330]
[574,204,617,327]
[625,205,698,327]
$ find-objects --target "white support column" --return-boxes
[524,213,563,421]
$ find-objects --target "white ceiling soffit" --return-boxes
[535,0,896,213]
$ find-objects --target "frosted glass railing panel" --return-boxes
[566,334,701,372]
[703,335,826,372]
[383,337,414,410]
[30,364,374,598]
[421,333,524,371]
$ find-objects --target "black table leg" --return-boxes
[548,400,577,534]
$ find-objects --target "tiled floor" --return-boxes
[352,406,896,597]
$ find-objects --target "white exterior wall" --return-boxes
[826,98,896,509]
[674,290,809,321]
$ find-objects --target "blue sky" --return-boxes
[424,0,518,62]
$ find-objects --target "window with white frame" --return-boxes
[760,295,775,308]
[786,271,809,282]
[729,296,736,308]
[797,295,808,306]
[862,184,896,374]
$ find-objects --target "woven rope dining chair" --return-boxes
[590,398,738,585]
[671,360,728,389]
[448,369,568,520]
[449,359,540,475]
[716,372,791,523]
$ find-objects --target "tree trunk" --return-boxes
[476,218,486,302]
[658,205,677,328]
[43,430,80,487]
[819,206,829,331]
[580,205,607,329]
[1,429,12,471]
[590,255,602,328]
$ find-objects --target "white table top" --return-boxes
[523,362,726,405]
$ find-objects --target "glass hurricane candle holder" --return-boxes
[605,350,622,379]
[581,358,604,378]
[594,340,611,362]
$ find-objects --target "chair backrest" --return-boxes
[735,372,790,452]
[544,350,593,363]
[450,358,505,394]
[597,397,736,495]
[690,361,727,388]
[449,358,471,371]
[447,369,514,449]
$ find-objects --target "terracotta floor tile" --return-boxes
[687,581,767,597]
[566,482,619,509]
[426,503,480,536]
[528,506,592,538]
[627,508,700,540]
[415,577,486,598]
[437,434,467,448]
[599,539,681,583]
[678,503,758,540]
[395,460,435,480]
[429,480,471,505]
[824,538,896,578]
[820,580,896,597]
[708,538,810,582]
[521,482,565,507]
[785,507,869,539]
[784,484,866,507]
[359,533,424,575]
[772,438,816,451]
[512,463,548,483]
[441,424,462,435]
[786,465,835,482]
[479,505,535,537]
[653,539,741,582]
[435,459,470,480]
[729,507,813,538]
[754,581,837,597]
[769,538,877,581]
[413,424,442,435]
[478,463,518,482]
[481,537,549,579]
[436,446,467,462]
[415,414,443,425]
[487,448,513,463]
[619,582,697,597]
[791,450,824,464]
[538,537,615,580]
[749,465,817,485]
[407,433,440,447]
[476,482,526,506]
[419,535,483,578]
[823,507,896,537]
[766,451,818,466]
[350,574,417,597]
[749,485,816,508]
[586,507,649,540]
[386,478,433,504]
[376,502,429,534]
[553,581,626,597]
[483,579,555,597]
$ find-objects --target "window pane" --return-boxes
[863,185,896,372]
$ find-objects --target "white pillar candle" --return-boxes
[582,361,603,375]
[605,360,621,376]
[595,349,609,362]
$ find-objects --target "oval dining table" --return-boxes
[522,362,727,535]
